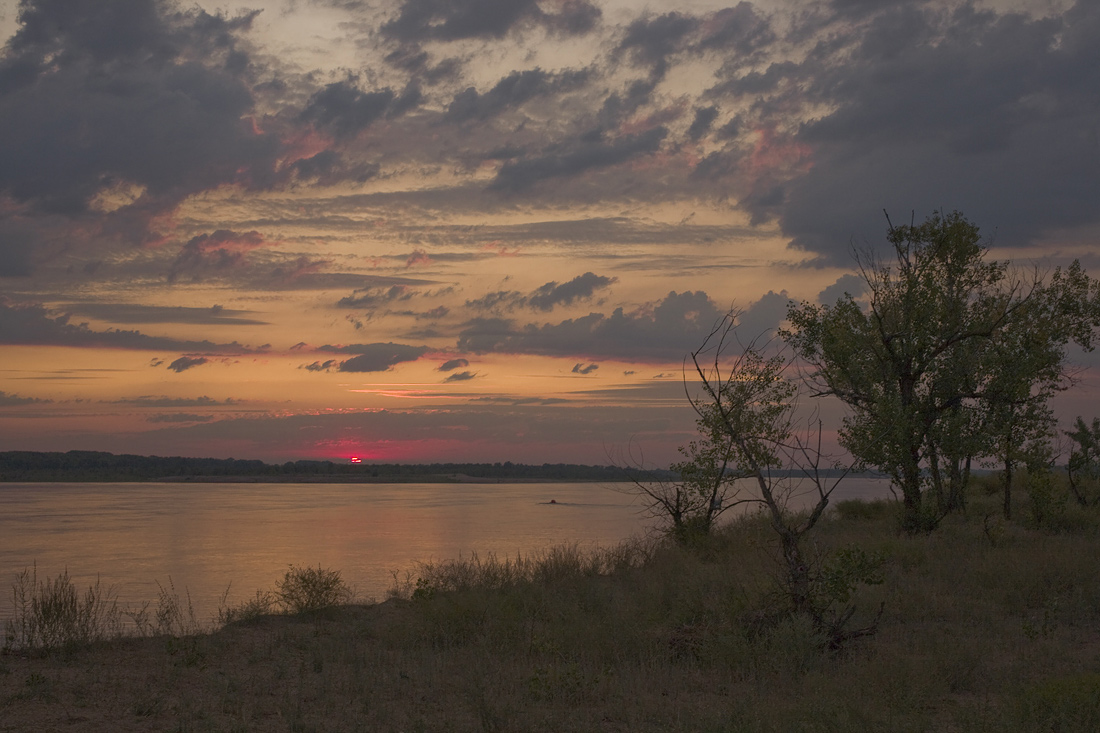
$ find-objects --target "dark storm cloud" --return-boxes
[457,290,727,361]
[381,0,600,42]
[0,301,252,352]
[167,356,208,373]
[490,127,668,192]
[467,272,615,313]
[311,342,430,372]
[60,303,267,326]
[0,0,278,231]
[732,0,1100,259]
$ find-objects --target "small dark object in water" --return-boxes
[549,499,557,504]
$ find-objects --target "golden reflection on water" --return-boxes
[0,478,892,622]
[0,482,651,621]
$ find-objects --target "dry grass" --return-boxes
[3,492,1100,732]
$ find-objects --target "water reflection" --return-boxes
[0,478,892,622]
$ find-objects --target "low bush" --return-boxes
[276,564,353,613]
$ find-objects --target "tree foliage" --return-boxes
[784,210,1100,531]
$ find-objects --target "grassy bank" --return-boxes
[3,494,1100,732]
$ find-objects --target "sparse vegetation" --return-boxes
[3,491,1100,731]
[3,566,122,651]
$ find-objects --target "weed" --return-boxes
[217,587,276,626]
[3,564,122,651]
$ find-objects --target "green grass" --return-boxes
[3,491,1100,731]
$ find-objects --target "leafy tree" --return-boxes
[784,211,1099,531]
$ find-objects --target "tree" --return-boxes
[784,210,1100,531]
[620,411,749,545]
[687,316,880,646]
[1066,416,1100,507]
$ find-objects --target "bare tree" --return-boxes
[625,311,881,647]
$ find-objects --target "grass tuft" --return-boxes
[3,564,122,651]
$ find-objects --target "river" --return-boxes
[0,478,893,624]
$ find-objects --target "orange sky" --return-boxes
[1,0,1097,465]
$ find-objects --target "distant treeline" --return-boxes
[0,450,677,483]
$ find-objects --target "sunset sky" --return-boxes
[1,0,1098,466]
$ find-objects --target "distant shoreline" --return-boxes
[0,449,879,483]
[154,473,632,484]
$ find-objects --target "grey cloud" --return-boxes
[60,303,267,326]
[733,290,791,342]
[443,370,478,382]
[457,290,726,361]
[0,0,278,233]
[528,272,615,311]
[571,363,598,375]
[337,285,415,309]
[445,68,589,124]
[818,274,867,305]
[0,301,252,353]
[687,106,719,141]
[302,360,338,372]
[109,395,235,407]
[490,127,668,193]
[739,1,1100,259]
[314,342,429,372]
[381,0,599,42]
[617,12,700,81]
[467,272,615,313]
[697,3,775,54]
[0,390,50,406]
[167,356,208,373]
[438,358,470,372]
[471,396,570,406]
[300,81,396,138]
[292,150,381,186]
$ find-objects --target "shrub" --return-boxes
[4,565,122,651]
[276,565,353,613]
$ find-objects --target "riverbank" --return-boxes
[4,495,1100,732]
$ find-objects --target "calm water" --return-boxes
[0,478,893,623]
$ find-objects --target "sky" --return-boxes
[0,0,1098,466]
